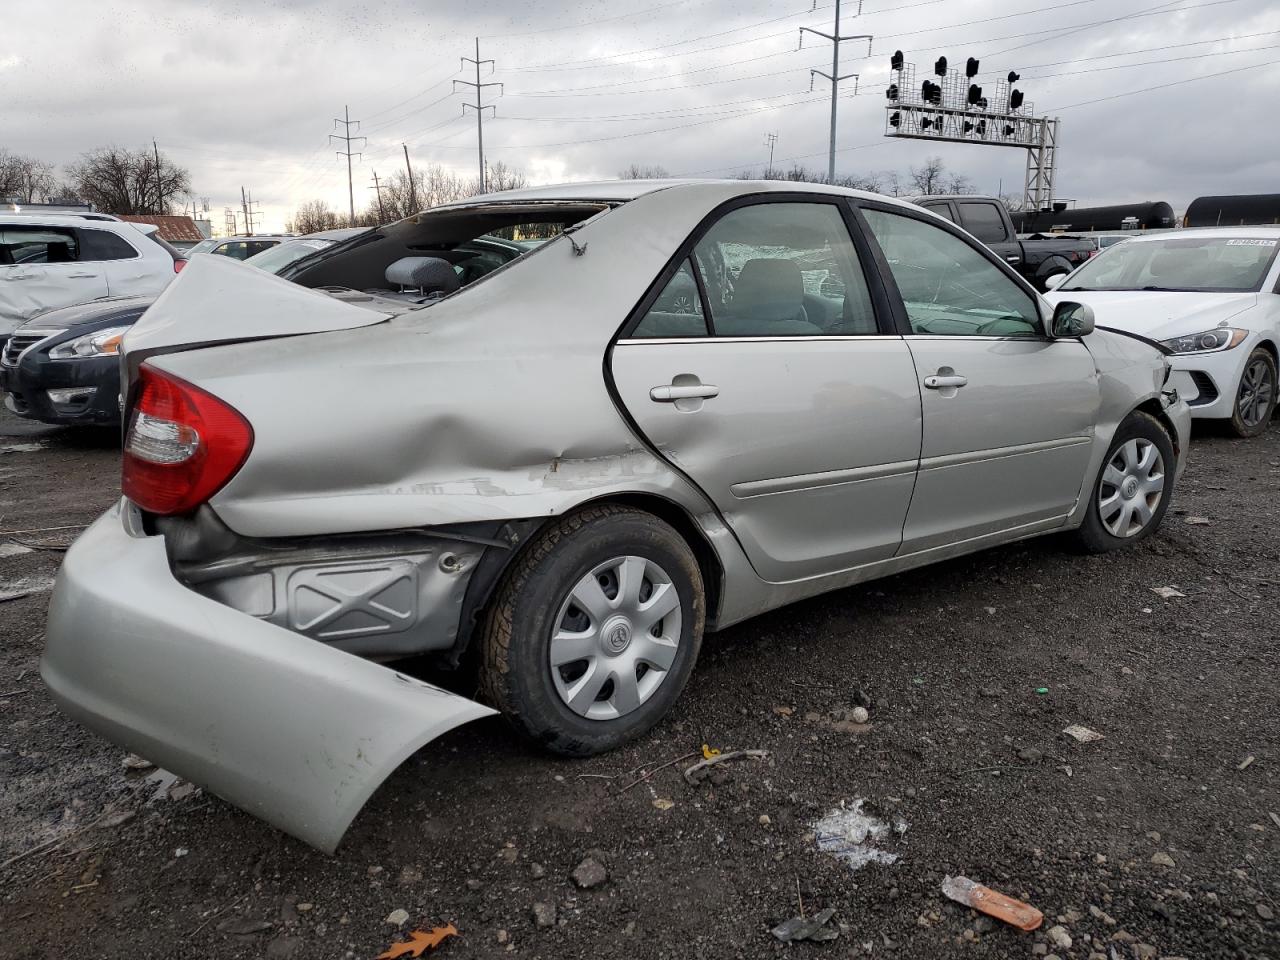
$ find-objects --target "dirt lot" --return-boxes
[1,405,1276,960]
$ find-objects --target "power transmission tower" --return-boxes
[764,132,778,177]
[369,170,387,222]
[402,144,418,212]
[330,105,366,224]
[800,0,872,183]
[455,39,503,194]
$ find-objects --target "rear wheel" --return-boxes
[479,505,704,756]
[1228,347,1277,438]
[1072,411,1174,553]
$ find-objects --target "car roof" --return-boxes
[208,234,294,241]
[1115,226,1280,243]
[442,178,917,209]
[299,227,366,240]
[0,213,127,228]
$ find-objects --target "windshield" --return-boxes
[185,238,221,256]
[244,237,334,273]
[1061,235,1280,292]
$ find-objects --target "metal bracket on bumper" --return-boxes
[41,505,496,852]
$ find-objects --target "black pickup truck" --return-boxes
[910,195,1095,291]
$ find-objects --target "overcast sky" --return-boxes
[4,0,1278,232]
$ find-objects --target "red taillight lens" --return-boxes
[174,258,188,274]
[122,365,253,515]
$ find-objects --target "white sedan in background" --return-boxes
[1046,228,1280,437]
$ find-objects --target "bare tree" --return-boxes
[288,199,343,234]
[66,146,191,214]
[909,156,948,195]
[0,151,57,203]
[619,163,670,179]
[943,172,974,195]
[481,160,528,194]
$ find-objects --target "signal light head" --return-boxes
[921,117,933,129]
[1009,89,1024,110]
[963,121,974,133]
[889,111,901,128]
[966,57,980,78]
[1003,124,1016,136]
[967,83,983,105]
[886,83,899,100]
[934,56,948,77]
[921,80,942,104]
[891,50,904,71]
[1008,71,1020,83]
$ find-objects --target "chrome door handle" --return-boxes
[650,383,719,402]
[1005,255,1020,262]
[923,374,968,389]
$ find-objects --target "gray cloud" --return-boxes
[3,0,1277,230]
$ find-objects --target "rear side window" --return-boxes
[692,202,878,337]
[920,201,957,224]
[0,226,79,265]
[78,228,139,261]
[214,240,278,260]
[957,202,1009,243]
[632,259,708,338]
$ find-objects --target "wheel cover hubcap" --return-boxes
[1098,438,1165,538]
[549,555,682,721]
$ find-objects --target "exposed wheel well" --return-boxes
[589,493,725,630]
[1135,397,1180,457]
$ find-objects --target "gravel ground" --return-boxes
[0,406,1277,960]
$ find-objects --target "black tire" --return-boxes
[479,504,704,756]
[1072,411,1175,553]
[1228,346,1277,438]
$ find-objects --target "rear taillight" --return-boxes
[174,258,188,274]
[122,364,253,515]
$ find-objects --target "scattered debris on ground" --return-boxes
[941,875,1043,931]
[1062,724,1105,743]
[813,799,906,872]
[770,906,839,943]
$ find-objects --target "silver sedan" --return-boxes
[42,180,1190,851]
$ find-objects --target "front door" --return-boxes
[859,204,1099,553]
[610,199,923,583]
[0,226,109,331]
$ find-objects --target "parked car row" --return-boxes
[38,179,1192,851]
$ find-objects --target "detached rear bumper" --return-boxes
[41,503,495,853]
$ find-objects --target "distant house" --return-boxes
[117,215,206,243]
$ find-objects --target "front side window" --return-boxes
[958,202,1009,243]
[0,227,79,265]
[863,208,1041,338]
[632,259,708,338]
[693,202,878,337]
[1060,236,1280,293]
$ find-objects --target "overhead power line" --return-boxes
[1049,53,1280,109]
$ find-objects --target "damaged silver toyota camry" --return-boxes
[42,180,1190,851]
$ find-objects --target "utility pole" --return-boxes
[152,140,165,214]
[330,105,366,224]
[369,170,387,222]
[764,132,778,177]
[240,187,260,236]
[800,0,872,183]
[402,144,418,212]
[455,39,502,194]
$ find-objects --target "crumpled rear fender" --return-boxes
[41,504,495,852]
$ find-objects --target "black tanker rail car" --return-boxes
[1014,201,1176,234]
[1184,194,1280,228]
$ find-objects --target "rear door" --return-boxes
[610,197,922,583]
[857,202,1099,553]
[955,199,1022,271]
[0,225,109,329]
[79,226,165,298]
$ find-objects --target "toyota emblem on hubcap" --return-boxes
[605,620,632,652]
[1122,477,1139,499]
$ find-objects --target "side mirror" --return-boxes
[1051,300,1095,338]
[1043,272,1066,290]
